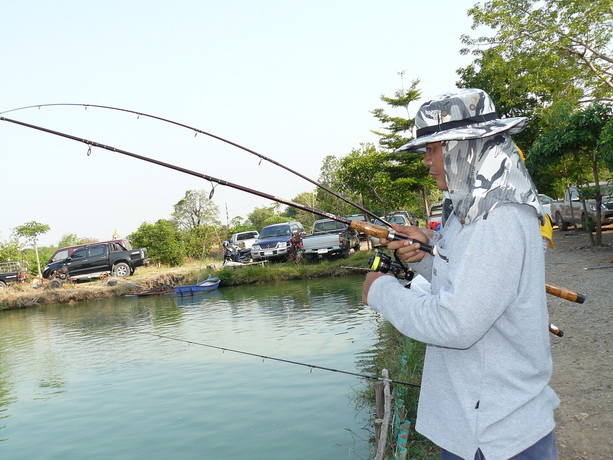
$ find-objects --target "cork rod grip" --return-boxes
[545,283,586,304]
[349,220,434,255]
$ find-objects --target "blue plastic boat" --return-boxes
[174,277,221,296]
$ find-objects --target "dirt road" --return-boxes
[545,227,612,460]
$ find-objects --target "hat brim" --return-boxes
[396,117,528,153]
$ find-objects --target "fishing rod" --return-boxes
[0,103,390,227]
[137,331,421,388]
[0,115,433,254]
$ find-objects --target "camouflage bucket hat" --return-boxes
[397,88,528,153]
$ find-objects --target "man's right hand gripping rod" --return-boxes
[349,220,434,255]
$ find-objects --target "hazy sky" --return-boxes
[1,0,481,246]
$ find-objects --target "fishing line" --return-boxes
[137,331,421,388]
[0,103,390,227]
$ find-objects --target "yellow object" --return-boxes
[516,146,555,248]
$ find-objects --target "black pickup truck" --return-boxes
[43,240,149,281]
[0,262,28,289]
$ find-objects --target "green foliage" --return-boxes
[371,78,421,151]
[461,0,613,102]
[0,238,21,263]
[13,221,50,244]
[181,225,223,259]
[368,77,437,216]
[247,204,285,231]
[334,144,430,217]
[316,155,359,216]
[282,191,319,230]
[129,219,186,266]
[57,233,84,248]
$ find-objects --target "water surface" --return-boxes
[0,275,381,459]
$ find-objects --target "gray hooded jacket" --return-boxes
[367,203,559,459]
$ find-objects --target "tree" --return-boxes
[530,101,613,245]
[247,204,288,230]
[172,190,220,231]
[13,221,50,276]
[282,191,320,230]
[316,155,358,216]
[371,77,422,150]
[0,237,21,263]
[129,220,185,266]
[57,233,84,249]
[370,76,435,215]
[461,0,613,103]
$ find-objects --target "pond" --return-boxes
[0,275,383,459]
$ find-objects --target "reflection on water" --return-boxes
[0,275,380,459]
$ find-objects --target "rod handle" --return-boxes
[545,283,586,303]
[549,323,564,337]
[349,220,434,255]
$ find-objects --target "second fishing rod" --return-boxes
[0,116,432,254]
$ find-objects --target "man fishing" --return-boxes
[362,88,559,460]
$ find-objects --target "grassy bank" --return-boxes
[0,251,375,310]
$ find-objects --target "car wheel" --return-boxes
[555,213,568,231]
[113,262,131,278]
[49,279,63,289]
[0,280,6,289]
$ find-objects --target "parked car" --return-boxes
[0,261,28,289]
[43,240,149,280]
[388,210,419,227]
[229,231,260,250]
[550,184,613,231]
[344,214,371,240]
[251,222,305,262]
[369,211,420,247]
[538,194,555,217]
[46,239,133,265]
[301,218,360,259]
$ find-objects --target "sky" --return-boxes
[1,0,482,247]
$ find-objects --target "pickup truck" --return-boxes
[251,221,305,262]
[229,231,260,249]
[0,261,28,289]
[550,185,613,231]
[301,218,360,260]
[43,240,149,280]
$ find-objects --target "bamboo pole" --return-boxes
[375,369,392,460]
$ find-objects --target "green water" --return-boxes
[0,276,381,459]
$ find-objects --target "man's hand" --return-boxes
[380,223,433,264]
[363,272,389,304]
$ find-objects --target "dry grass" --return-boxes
[0,261,213,310]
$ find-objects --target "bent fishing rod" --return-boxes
[0,115,431,253]
[0,103,390,227]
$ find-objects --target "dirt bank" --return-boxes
[545,227,612,460]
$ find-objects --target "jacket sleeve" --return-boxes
[366,205,541,349]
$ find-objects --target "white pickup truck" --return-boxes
[229,231,260,249]
[301,219,360,260]
[550,185,613,231]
